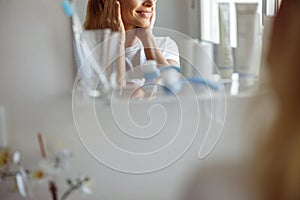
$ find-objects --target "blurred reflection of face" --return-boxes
[118,0,156,30]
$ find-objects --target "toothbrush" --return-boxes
[183,77,221,91]
[61,0,111,91]
[140,61,220,95]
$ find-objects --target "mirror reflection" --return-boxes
[71,0,280,99]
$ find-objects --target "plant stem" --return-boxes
[49,181,58,200]
[60,181,82,200]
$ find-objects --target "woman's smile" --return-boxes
[119,0,155,30]
[136,9,152,19]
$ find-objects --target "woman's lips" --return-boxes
[136,10,152,18]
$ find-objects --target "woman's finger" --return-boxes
[111,0,119,31]
[116,1,125,32]
[102,0,109,23]
[150,7,156,28]
[103,0,114,22]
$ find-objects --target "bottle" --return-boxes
[235,3,262,86]
[215,2,235,79]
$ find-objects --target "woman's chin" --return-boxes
[135,21,151,28]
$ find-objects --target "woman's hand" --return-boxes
[102,0,124,33]
[84,0,125,33]
[135,8,156,40]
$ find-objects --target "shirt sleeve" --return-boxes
[160,37,181,66]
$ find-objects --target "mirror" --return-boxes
[70,0,279,100]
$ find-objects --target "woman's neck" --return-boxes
[124,26,138,48]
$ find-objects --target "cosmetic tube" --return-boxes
[235,3,262,85]
[215,2,234,79]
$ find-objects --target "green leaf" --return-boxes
[66,178,73,186]
[84,177,90,182]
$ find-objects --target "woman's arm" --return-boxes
[135,9,179,67]
[141,34,179,66]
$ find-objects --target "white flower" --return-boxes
[54,148,72,170]
[80,177,92,194]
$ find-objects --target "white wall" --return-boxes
[0,0,75,102]
[156,0,190,35]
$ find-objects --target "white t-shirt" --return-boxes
[125,37,180,80]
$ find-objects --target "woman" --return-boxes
[84,0,180,97]
[84,0,179,99]
[255,0,300,199]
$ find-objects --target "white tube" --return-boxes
[0,106,8,148]
[235,3,262,83]
[215,2,234,79]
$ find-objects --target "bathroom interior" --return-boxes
[1,0,296,199]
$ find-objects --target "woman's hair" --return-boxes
[255,1,300,200]
[83,0,104,29]
[256,116,300,200]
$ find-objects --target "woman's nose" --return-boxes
[142,0,156,7]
